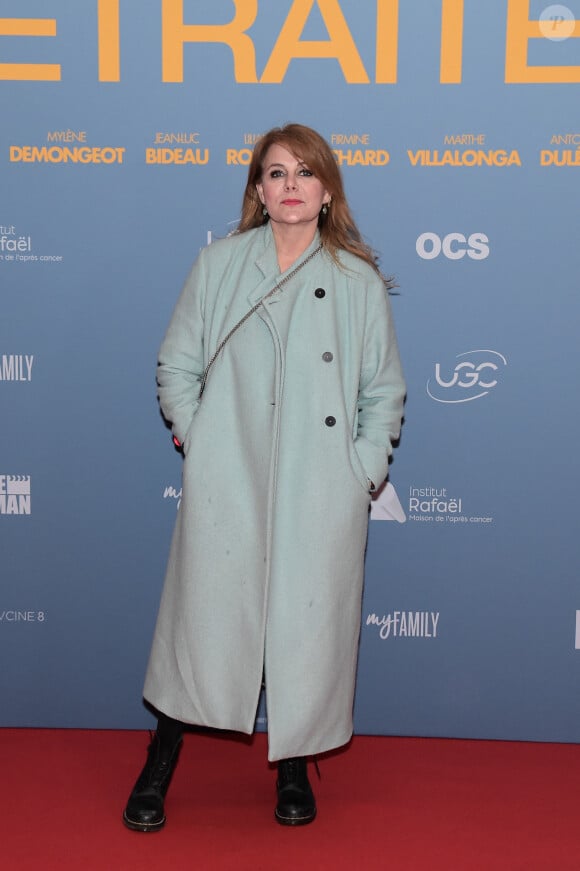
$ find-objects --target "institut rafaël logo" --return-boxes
[1,224,63,264]
[408,485,494,525]
[0,476,31,515]
[370,483,406,522]
[575,611,580,650]
[427,350,507,404]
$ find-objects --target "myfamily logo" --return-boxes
[416,232,489,260]
[163,484,182,510]
[0,355,34,382]
[576,611,580,650]
[0,475,31,515]
[370,482,406,522]
[366,611,440,640]
[427,350,507,404]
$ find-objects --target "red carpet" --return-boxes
[3,729,579,870]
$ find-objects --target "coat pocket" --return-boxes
[348,438,372,495]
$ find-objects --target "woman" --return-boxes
[123,123,405,831]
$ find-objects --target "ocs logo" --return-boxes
[427,350,507,404]
[416,232,490,260]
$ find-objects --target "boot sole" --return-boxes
[274,809,317,826]
[122,811,166,833]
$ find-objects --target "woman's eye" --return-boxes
[299,168,313,176]
[270,169,284,178]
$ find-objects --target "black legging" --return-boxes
[157,711,184,747]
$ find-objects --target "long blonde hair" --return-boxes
[238,123,382,276]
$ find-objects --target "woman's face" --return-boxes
[255,144,330,231]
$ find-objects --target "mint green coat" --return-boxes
[144,224,405,761]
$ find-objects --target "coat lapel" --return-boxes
[248,224,322,307]
[247,223,279,306]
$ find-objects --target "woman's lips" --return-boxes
[281,199,303,205]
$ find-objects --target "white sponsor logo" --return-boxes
[416,232,490,260]
[408,485,494,525]
[370,482,406,522]
[0,229,32,253]
[427,349,507,404]
[0,355,34,382]
[576,611,580,649]
[0,223,63,263]
[0,610,45,622]
[163,484,182,510]
[0,475,31,515]
[366,611,440,640]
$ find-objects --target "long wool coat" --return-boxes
[144,224,405,761]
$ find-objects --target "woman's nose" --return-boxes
[284,175,298,190]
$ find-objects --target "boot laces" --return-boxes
[144,731,179,789]
[279,757,306,788]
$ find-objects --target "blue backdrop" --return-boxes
[2,0,580,742]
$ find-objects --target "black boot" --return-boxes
[275,757,317,826]
[123,728,183,832]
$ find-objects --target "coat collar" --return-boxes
[248,223,322,305]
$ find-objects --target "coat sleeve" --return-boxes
[156,249,208,445]
[354,279,406,488]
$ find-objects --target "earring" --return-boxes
[262,206,268,217]
[322,204,328,216]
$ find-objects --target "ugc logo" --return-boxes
[427,350,507,404]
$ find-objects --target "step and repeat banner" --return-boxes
[2,1,580,741]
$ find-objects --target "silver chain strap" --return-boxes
[198,244,322,398]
